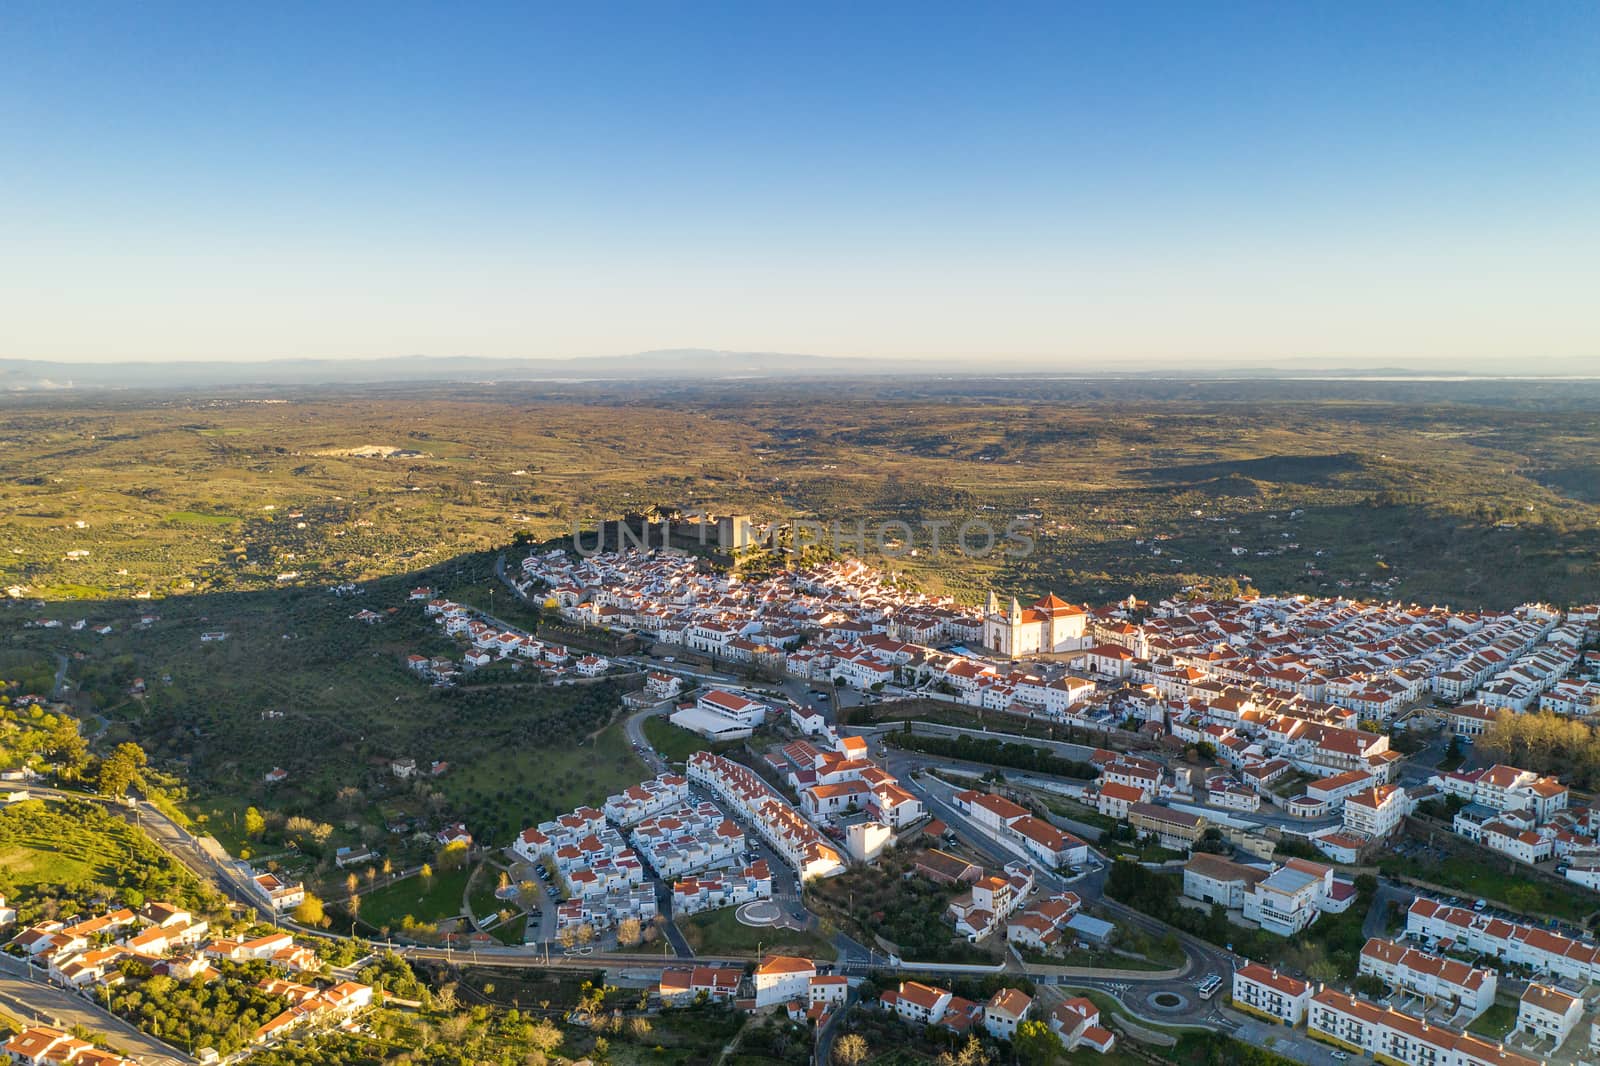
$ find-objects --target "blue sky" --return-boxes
[2,2,1597,368]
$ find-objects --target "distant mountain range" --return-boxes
[0,350,1581,390]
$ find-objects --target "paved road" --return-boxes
[0,956,193,1066]
[1364,880,1417,940]
[896,760,1245,1020]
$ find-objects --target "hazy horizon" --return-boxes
[3,2,1597,369]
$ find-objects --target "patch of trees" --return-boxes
[884,731,1096,779]
[109,962,290,1057]
[1476,711,1600,789]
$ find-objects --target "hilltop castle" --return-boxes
[981,591,1089,658]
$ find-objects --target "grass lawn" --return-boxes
[0,822,110,887]
[466,863,507,918]
[0,798,189,895]
[1380,853,1600,923]
[1108,840,1184,864]
[1270,771,1316,798]
[1468,1002,1518,1040]
[358,865,473,931]
[676,907,835,961]
[164,511,241,525]
[440,720,646,840]
[642,714,713,764]
[0,797,215,924]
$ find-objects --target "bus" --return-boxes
[1198,974,1223,1000]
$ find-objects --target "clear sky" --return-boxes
[2,2,1597,369]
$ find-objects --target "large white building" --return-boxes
[982,593,1089,657]
[1517,985,1583,1048]
[1242,858,1336,936]
[603,773,690,827]
[1232,962,1313,1025]
[753,955,815,1008]
[1343,785,1413,839]
[1183,854,1269,910]
[1408,897,1600,985]
[1308,989,1540,1066]
[670,689,770,741]
[951,788,1090,870]
[1431,765,1568,823]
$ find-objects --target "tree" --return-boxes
[420,863,434,891]
[1013,1019,1063,1066]
[243,806,266,839]
[616,917,642,947]
[346,872,360,897]
[46,720,90,780]
[97,742,148,798]
[1505,884,1541,913]
[293,894,326,927]
[833,1033,870,1066]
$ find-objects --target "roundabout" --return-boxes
[1150,991,1188,1012]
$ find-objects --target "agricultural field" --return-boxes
[2,378,1599,611]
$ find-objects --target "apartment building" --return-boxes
[1183,853,1269,909]
[687,751,847,880]
[1232,962,1313,1025]
[1407,898,1600,985]
[1431,765,1569,823]
[1343,785,1413,839]
[628,802,745,878]
[603,773,690,827]
[951,788,1090,869]
[1127,802,1208,850]
[1358,938,1498,1018]
[753,955,817,1008]
[1308,989,1540,1066]
[1243,858,1336,936]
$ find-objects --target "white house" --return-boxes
[753,955,815,1008]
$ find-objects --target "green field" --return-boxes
[676,906,835,960]
[642,713,723,764]
[164,511,241,525]
[1379,853,1600,923]
[0,796,219,924]
[5,557,650,885]
[359,865,473,931]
